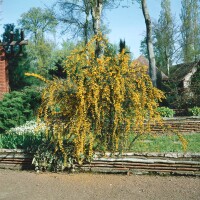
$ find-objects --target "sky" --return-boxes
[0,0,182,58]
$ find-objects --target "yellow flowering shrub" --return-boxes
[30,35,165,164]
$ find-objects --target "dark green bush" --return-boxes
[0,86,41,133]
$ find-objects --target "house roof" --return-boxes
[136,55,149,66]
[134,55,169,81]
[170,60,200,81]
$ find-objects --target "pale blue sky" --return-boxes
[0,0,181,57]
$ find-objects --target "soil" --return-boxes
[0,169,199,200]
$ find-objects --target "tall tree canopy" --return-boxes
[180,0,200,62]
[18,7,58,76]
[54,0,119,57]
[55,0,92,44]
[18,7,57,44]
[153,0,175,75]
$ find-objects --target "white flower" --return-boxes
[7,120,46,135]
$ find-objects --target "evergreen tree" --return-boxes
[2,24,31,90]
[119,39,126,53]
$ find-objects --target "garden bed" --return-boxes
[0,117,200,176]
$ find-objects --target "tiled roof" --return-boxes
[170,60,200,81]
[134,55,169,80]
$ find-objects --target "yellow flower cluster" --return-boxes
[26,34,165,163]
[25,72,49,83]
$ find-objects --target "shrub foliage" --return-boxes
[0,87,41,133]
[156,107,175,118]
[27,35,165,165]
[189,106,200,116]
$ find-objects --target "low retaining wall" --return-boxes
[76,152,200,176]
[1,149,200,176]
[150,117,200,133]
[0,149,33,170]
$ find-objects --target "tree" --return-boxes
[90,0,122,57]
[48,40,76,79]
[90,0,104,57]
[55,0,92,45]
[140,0,157,87]
[55,0,118,57]
[191,0,200,61]
[18,7,57,45]
[190,64,200,106]
[153,0,175,75]
[2,24,31,90]
[180,0,200,62]
[25,38,56,76]
[18,8,58,77]
[139,36,148,58]
[119,39,126,53]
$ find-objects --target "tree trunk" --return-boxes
[141,0,157,87]
[83,0,91,45]
[91,0,103,58]
[84,10,89,45]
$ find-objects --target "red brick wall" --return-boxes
[0,47,9,100]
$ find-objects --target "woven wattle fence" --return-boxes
[76,152,200,176]
[1,149,200,176]
[150,117,200,133]
[0,149,33,170]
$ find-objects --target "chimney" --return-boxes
[0,46,9,100]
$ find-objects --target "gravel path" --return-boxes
[0,169,199,200]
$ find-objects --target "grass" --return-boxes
[130,133,200,153]
[0,132,200,153]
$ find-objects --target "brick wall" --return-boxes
[0,47,9,99]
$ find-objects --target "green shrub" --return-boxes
[0,86,41,133]
[156,107,175,118]
[189,107,200,116]
[27,35,164,166]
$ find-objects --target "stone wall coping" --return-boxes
[94,152,200,158]
[0,149,30,153]
[92,157,200,165]
[163,116,200,121]
[1,149,200,158]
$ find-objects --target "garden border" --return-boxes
[0,149,33,170]
[0,149,200,176]
[76,152,200,176]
